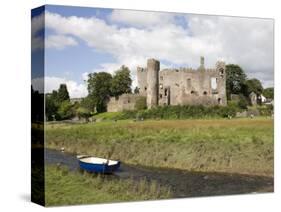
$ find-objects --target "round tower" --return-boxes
[146,58,160,109]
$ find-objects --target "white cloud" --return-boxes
[31,12,44,51]
[45,76,87,98]
[108,10,175,27]
[46,34,78,50]
[44,10,274,88]
[32,76,88,98]
[82,72,89,81]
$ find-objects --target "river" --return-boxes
[45,148,273,198]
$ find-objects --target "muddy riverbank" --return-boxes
[45,148,273,198]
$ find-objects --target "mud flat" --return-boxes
[45,148,273,198]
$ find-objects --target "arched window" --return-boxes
[164,88,168,96]
[219,68,224,78]
[211,77,217,89]
[187,78,191,89]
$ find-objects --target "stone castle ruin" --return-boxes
[107,57,227,112]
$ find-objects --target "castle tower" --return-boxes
[198,56,205,70]
[136,67,147,96]
[215,60,227,105]
[146,58,160,109]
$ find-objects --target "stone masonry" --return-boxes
[138,57,227,108]
[107,57,227,112]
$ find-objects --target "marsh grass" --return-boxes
[45,165,171,206]
[46,117,274,176]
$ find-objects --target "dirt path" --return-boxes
[45,149,273,198]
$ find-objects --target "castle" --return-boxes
[107,57,227,112]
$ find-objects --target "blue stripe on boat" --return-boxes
[77,156,121,174]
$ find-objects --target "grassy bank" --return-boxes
[92,105,273,121]
[45,165,171,206]
[92,105,240,121]
[46,117,274,176]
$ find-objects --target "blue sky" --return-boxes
[31,5,274,98]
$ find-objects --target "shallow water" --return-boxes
[45,148,273,198]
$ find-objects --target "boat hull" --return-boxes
[78,159,121,174]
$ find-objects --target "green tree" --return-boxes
[263,87,274,99]
[225,64,247,100]
[80,96,96,112]
[134,87,140,94]
[57,100,75,120]
[237,94,249,109]
[76,107,92,122]
[243,78,263,96]
[57,84,70,102]
[51,90,59,103]
[45,94,59,121]
[110,65,132,97]
[87,72,112,113]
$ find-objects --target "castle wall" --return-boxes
[107,94,146,112]
[158,66,226,106]
[107,57,228,113]
[138,57,227,107]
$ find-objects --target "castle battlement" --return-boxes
[108,57,227,112]
[137,57,227,108]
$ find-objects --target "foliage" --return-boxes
[110,65,132,97]
[257,105,273,116]
[80,96,96,112]
[97,105,239,120]
[242,78,263,96]
[139,105,238,119]
[87,72,112,113]
[92,112,124,121]
[45,84,73,120]
[237,94,249,109]
[263,87,274,99]
[225,64,247,99]
[57,84,70,102]
[57,100,75,120]
[134,96,147,110]
[45,94,59,121]
[76,107,92,121]
[134,87,140,94]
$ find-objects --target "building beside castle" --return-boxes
[107,57,227,112]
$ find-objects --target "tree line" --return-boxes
[45,63,274,121]
[46,65,132,120]
[226,64,273,108]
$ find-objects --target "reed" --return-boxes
[46,117,274,176]
[45,165,171,206]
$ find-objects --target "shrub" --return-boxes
[57,101,75,120]
[238,95,249,109]
[257,105,273,116]
[76,107,92,121]
[93,104,243,121]
[118,105,238,120]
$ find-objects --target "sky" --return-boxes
[31,5,274,98]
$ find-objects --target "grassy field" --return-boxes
[46,117,274,176]
[45,165,171,206]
